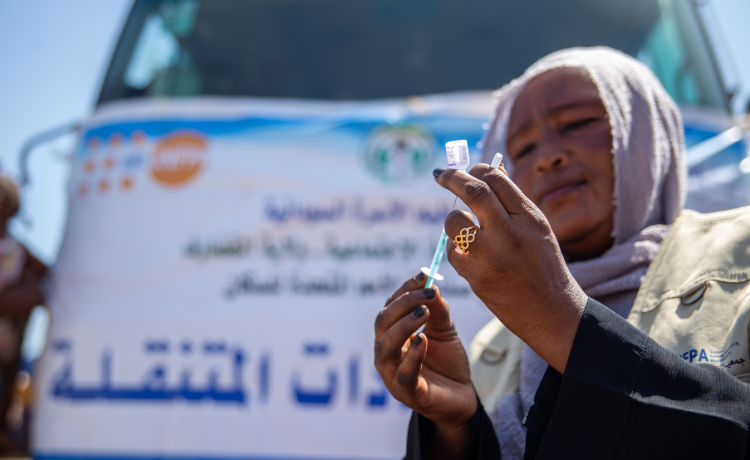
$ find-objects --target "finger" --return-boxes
[394,333,427,395]
[434,168,508,226]
[467,163,531,216]
[384,272,427,308]
[447,241,472,283]
[421,285,456,336]
[443,210,479,279]
[374,303,429,370]
[376,287,438,340]
[443,210,485,257]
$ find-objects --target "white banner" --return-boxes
[34,95,497,459]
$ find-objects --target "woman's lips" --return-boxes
[540,181,586,205]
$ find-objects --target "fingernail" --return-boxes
[423,288,436,299]
[416,272,426,281]
[432,168,445,178]
[412,306,425,318]
[413,334,423,346]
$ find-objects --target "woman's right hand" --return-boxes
[374,273,477,459]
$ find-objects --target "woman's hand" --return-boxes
[435,164,588,373]
[374,274,476,460]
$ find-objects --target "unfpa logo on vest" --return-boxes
[150,131,209,186]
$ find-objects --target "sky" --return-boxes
[0,0,133,262]
[0,0,749,264]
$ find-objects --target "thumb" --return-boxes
[423,286,454,335]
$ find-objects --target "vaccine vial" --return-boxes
[445,140,470,170]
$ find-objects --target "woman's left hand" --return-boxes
[374,275,476,460]
[434,164,588,372]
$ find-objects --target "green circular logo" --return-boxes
[363,125,436,184]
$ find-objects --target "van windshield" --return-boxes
[98,0,727,110]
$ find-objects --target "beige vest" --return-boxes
[470,206,750,410]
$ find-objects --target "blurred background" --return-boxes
[0,0,749,458]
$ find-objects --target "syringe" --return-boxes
[422,148,503,288]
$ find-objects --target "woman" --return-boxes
[373,47,750,459]
[0,174,46,452]
[475,45,683,457]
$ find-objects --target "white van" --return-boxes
[33,1,747,459]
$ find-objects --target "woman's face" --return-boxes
[506,67,615,260]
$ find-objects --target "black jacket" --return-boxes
[405,298,750,459]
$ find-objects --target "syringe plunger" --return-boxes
[491,153,504,168]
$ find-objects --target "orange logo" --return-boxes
[150,132,208,186]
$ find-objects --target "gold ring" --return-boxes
[454,226,478,253]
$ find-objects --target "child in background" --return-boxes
[0,174,46,453]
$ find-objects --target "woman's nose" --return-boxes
[533,140,568,173]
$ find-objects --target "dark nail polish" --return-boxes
[412,306,425,318]
[432,168,446,178]
[416,272,426,281]
[413,334,423,346]
[423,288,436,299]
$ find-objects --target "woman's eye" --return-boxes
[564,117,597,132]
[514,143,535,159]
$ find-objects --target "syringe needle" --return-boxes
[423,140,478,289]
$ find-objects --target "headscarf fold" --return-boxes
[481,47,688,458]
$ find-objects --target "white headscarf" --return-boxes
[482,47,688,459]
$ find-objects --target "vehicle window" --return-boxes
[98,0,727,110]
[637,0,726,108]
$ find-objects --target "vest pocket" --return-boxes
[642,269,750,313]
[479,348,506,365]
[679,280,707,306]
[638,274,750,377]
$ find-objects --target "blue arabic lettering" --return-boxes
[351,200,407,225]
[349,357,359,405]
[225,272,280,299]
[723,358,746,370]
[416,204,452,225]
[290,272,347,295]
[52,339,72,352]
[305,343,329,354]
[293,342,337,405]
[51,338,413,411]
[262,236,309,261]
[327,238,416,261]
[142,365,167,390]
[145,340,169,353]
[180,341,193,354]
[184,235,251,260]
[203,341,227,353]
[259,353,271,404]
[265,199,345,223]
[51,340,247,404]
[358,275,398,296]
